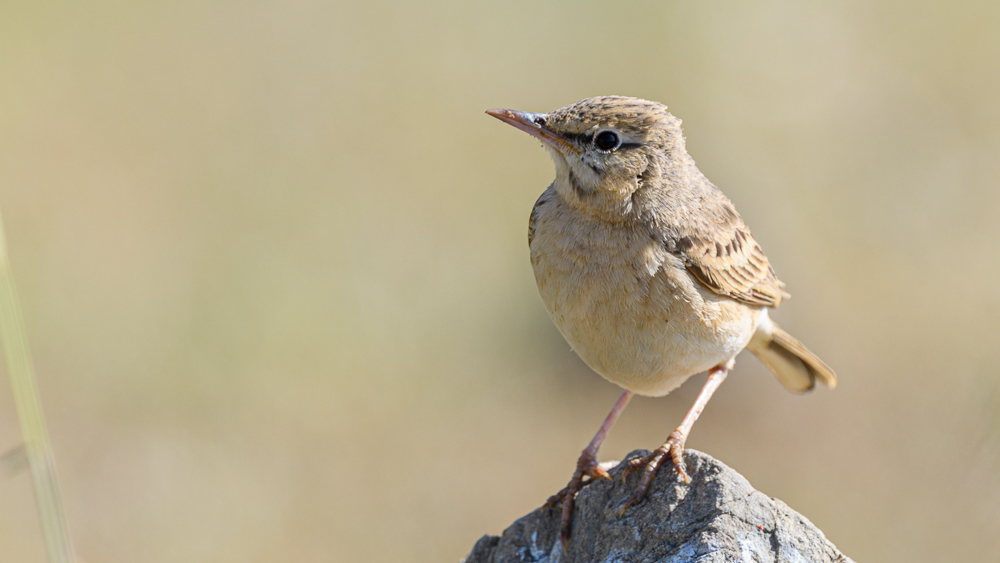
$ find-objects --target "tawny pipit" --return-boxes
[487,96,837,545]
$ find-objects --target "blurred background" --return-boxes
[0,0,998,561]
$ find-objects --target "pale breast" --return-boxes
[530,196,760,397]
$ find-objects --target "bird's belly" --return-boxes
[532,243,757,397]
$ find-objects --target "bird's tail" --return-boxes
[746,313,837,393]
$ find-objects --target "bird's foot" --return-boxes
[542,450,611,549]
[619,430,690,515]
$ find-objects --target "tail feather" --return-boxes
[747,316,837,393]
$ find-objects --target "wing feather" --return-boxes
[671,200,788,308]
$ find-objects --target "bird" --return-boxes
[486,96,837,547]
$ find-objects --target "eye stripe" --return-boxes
[562,132,594,144]
[559,131,642,149]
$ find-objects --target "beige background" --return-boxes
[1,1,998,561]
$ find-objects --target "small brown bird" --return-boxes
[487,96,836,546]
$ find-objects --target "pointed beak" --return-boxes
[485,108,580,154]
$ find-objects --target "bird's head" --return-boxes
[487,96,687,220]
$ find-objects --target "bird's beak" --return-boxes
[485,108,580,154]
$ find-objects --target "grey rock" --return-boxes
[463,450,854,563]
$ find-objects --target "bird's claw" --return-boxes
[619,431,689,516]
[543,452,608,509]
[544,450,611,549]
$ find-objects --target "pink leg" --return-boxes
[621,364,729,513]
[544,389,633,548]
[581,389,633,460]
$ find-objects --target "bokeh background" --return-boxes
[1,1,999,561]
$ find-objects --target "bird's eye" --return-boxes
[594,130,620,152]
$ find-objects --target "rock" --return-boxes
[463,450,854,563]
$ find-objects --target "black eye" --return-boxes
[594,130,620,151]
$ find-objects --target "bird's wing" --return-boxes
[671,200,788,308]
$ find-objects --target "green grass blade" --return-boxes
[0,209,76,563]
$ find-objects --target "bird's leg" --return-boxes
[620,364,729,513]
[543,389,633,547]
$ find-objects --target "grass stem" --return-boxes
[0,208,76,563]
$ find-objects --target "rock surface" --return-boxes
[463,450,854,563]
